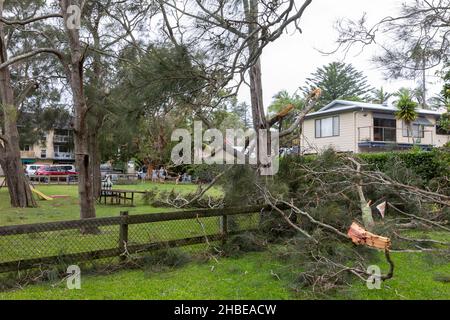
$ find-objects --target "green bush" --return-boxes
[357,148,450,182]
[220,232,267,257]
[279,148,449,184]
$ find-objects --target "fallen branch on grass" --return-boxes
[388,203,450,232]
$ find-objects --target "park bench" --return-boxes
[98,188,147,206]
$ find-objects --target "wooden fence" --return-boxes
[0,205,270,273]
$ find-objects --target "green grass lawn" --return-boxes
[0,252,291,300]
[0,245,448,300]
[0,182,251,265]
[0,183,449,300]
[0,181,220,226]
[337,249,450,300]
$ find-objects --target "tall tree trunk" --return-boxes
[87,13,104,200]
[89,131,101,199]
[244,0,269,169]
[61,0,96,224]
[0,4,36,208]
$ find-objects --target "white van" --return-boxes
[53,164,76,173]
[25,164,44,176]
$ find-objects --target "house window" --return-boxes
[40,149,47,158]
[315,116,339,138]
[373,118,396,142]
[402,123,424,138]
[55,145,69,153]
[21,145,31,152]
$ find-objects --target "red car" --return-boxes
[36,166,78,176]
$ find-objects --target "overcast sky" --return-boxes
[237,0,444,108]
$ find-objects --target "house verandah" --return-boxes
[300,100,450,154]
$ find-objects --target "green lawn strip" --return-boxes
[336,249,450,299]
[0,252,291,300]
[0,183,254,265]
[0,182,221,226]
[335,231,450,299]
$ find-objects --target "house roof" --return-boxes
[305,100,445,119]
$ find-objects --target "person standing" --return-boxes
[159,166,166,183]
[151,168,158,182]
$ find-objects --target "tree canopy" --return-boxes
[301,62,373,108]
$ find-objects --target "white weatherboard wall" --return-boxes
[302,111,450,154]
[302,111,369,154]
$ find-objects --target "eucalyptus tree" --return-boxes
[158,0,317,165]
[0,0,62,207]
[81,0,155,197]
[0,0,152,221]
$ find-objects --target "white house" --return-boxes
[300,100,450,154]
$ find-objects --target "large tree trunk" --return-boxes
[245,0,269,170]
[87,15,104,200]
[89,131,102,199]
[0,5,36,208]
[61,0,96,224]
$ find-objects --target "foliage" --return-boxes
[435,64,450,132]
[370,87,393,104]
[357,148,450,184]
[187,164,225,183]
[271,231,377,295]
[268,90,304,114]
[220,232,267,257]
[139,249,191,273]
[394,88,418,124]
[301,62,373,108]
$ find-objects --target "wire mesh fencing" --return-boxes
[0,206,267,274]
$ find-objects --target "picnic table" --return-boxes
[98,188,147,206]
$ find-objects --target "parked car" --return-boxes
[36,165,78,176]
[24,164,44,176]
[54,164,77,173]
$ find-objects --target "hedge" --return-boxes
[278,148,449,183]
[356,148,450,182]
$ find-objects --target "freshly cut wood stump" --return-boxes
[347,222,391,250]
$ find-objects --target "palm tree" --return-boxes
[394,88,418,144]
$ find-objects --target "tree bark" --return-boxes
[60,0,96,224]
[89,130,101,199]
[0,4,36,208]
[244,0,269,169]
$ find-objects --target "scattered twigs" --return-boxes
[178,166,231,208]
[393,232,450,246]
[256,183,350,239]
[266,195,316,242]
[388,203,450,232]
[195,214,221,262]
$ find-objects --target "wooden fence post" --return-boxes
[221,215,228,244]
[119,211,129,261]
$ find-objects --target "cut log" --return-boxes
[347,222,391,250]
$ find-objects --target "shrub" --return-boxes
[357,148,450,183]
[220,232,267,257]
[140,248,191,273]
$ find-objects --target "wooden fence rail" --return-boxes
[0,205,270,273]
